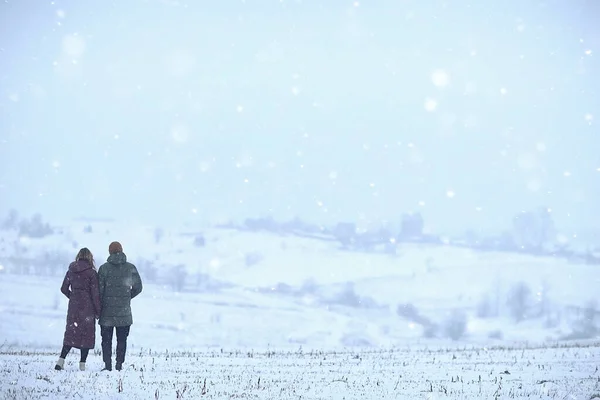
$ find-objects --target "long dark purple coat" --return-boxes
[60,260,101,349]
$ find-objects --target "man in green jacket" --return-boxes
[98,241,143,371]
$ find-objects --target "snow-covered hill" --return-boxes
[0,220,598,351]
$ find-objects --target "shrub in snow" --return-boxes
[488,329,504,340]
[280,217,319,234]
[244,217,278,232]
[170,264,187,292]
[476,294,494,319]
[443,310,467,341]
[563,300,599,340]
[506,281,532,323]
[210,313,221,324]
[333,222,357,248]
[83,224,93,233]
[194,235,206,247]
[195,273,228,292]
[396,303,437,336]
[332,282,361,307]
[18,213,53,238]
[137,258,158,283]
[324,282,379,309]
[1,208,19,230]
[340,332,374,347]
[422,324,439,339]
[300,278,318,294]
[400,212,424,239]
[273,282,293,294]
[154,227,164,244]
[512,207,554,252]
[396,303,421,321]
[244,251,263,267]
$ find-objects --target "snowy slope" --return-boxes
[0,221,599,351]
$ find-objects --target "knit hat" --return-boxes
[109,241,123,254]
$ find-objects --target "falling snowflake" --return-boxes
[527,180,542,192]
[446,190,455,198]
[56,9,66,18]
[418,201,425,207]
[585,49,592,55]
[584,113,593,124]
[171,124,189,143]
[517,153,538,170]
[52,160,60,168]
[291,86,301,96]
[431,69,450,87]
[536,142,546,152]
[500,87,508,95]
[199,161,211,172]
[191,208,198,214]
[62,34,86,58]
[328,171,338,180]
[424,98,437,112]
[209,258,221,270]
[563,171,571,177]
[236,105,244,113]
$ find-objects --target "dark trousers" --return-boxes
[60,345,89,362]
[100,325,131,366]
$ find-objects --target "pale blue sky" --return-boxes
[1,0,598,235]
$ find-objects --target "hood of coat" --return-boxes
[69,259,94,273]
[107,252,127,265]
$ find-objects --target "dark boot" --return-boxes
[115,326,130,371]
[100,325,113,371]
[54,358,65,371]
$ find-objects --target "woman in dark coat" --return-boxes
[54,248,101,371]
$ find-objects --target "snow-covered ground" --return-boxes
[0,343,599,399]
[1,221,600,398]
[1,221,599,350]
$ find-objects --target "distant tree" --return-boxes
[400,212,424,239]
[244,216,278,232]
[193,234,205,247]
[512,207,554,251]
[333,222,357,248]
[154,227,164,244]
[506,282,532,323]
[1,208,19,229]
[171,264,187,292]
[18,213,53,238]
[443,310,467,341]
[244,251,263,267]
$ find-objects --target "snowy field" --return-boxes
[1,222,599,350]
[1,343,599,399]
[1,222,600,398]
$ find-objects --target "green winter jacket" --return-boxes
[98,252,143,327]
